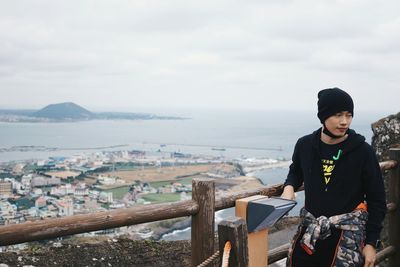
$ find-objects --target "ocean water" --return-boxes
[0,109,385,240]
[0,109,382,163]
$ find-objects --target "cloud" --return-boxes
[0,0,399,113]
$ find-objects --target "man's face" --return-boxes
[324,111,353,137]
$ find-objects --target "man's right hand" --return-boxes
[281,185,295,200]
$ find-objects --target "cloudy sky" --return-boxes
[0,0,399,113]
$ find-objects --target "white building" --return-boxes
[32,188,43,196]
[89,190,100,199]
[10,179,23,193]
[0,201,17,224]
[56,198,73,216]
[51,184,74,196]
[74,188,89,197]
[98,192,113,203]
[0,181,12,199]
[21,174,32,191]
[98,175,116,185]
[31,176,47,187]
[38,209,57,219]
[110,203,125,209]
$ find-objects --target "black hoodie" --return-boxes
[284,128,386,244]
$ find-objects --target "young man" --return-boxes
[282,88,386,267]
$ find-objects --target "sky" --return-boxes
[0,0,399,114]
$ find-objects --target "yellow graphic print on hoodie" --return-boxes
[322,159,335,185]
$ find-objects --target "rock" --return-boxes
[371,112,400,161]
[371,111,400,259]
[0,238,191,267]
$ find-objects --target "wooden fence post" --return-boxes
[388,148,400,267]
[236,195,269,267]
[218,217,249,267]
[191,178,215,267]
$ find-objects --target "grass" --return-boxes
[149,180,173,188]
[177,176,192,185]
[104,186,130,200]
[149,176,193,188]
[141,193,181,204]
[104,177,193,201]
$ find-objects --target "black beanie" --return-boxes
[317,88,354,124]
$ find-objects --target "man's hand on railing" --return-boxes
[281,185,295,200]
[363,244,376,267]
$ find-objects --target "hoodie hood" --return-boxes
[311,128,366,155]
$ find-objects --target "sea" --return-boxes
[0,109,388,240]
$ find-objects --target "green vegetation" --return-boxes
[112,162,148,171]
[10,197,35,210]
[63,177,75,183]
[149,176,192,188]
[32,102,93,120]
[141,193,180,204]
[23,164,38,172]
[149,181,172,188]
[75,173,86,180]
[0,172,17,179]
[101,203,111,209]
[177,176,192,185]
[104,186,130,199]
[87,166,111,173]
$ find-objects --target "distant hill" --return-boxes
[31,102,93,120]
[0,102,187,122]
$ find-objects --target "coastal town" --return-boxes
[0,147,287,250]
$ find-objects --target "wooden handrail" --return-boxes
[0,184,284,247]
[215,184,284,211]
[388,149,400,267]
[380,160,398,171]
[0,183,286,247]
[376,246,396,264]
[0,199,198,246]
[387,202,397,213]
[268,243,290,264]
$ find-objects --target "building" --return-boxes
[84,198,99,211]
[51,184,74,196]
[35,196,47,209]
[31,176,61,187]
[0,181,12,198]
[31,176,48,187]
[98,175,116,185]
[21,175,32,191]
[74,188,89,197]
[98,192,113,203]
[56,198,73,216]
[0,201,18,224]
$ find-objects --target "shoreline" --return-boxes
[242,160,291,177]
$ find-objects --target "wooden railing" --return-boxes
[0,148,399,267]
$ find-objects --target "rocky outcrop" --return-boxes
[371,112,400,161]
[371,112,400,260]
